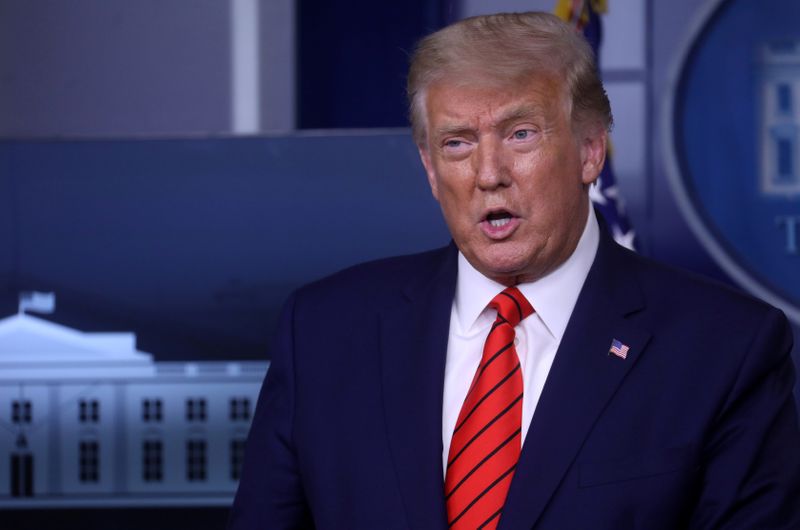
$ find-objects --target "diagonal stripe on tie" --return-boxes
[448,463,518,528]
[446,428,521,499]
[452,361,519,436]
[447,391,523,468]
[498,291,523,321]
[478,507,503,529]
[445,286,534,530]
[467,341,514,394]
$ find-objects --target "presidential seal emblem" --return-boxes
[665,0,800,325]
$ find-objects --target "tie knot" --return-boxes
[489,287,534,328]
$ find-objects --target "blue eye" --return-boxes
[445,140,463,148]
[513,130,530,140]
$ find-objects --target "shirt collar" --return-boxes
[453,208,599,341]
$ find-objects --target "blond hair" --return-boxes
[407,12,612,145]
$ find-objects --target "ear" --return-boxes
[579,127,607,186]
[417,144,440,201]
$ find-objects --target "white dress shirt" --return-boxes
[442,209,600,473]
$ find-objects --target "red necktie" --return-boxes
[445,287,534,530]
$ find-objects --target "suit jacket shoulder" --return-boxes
[292,244,456,321]
[621,243,781,322]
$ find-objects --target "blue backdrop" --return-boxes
[0,134,449,361]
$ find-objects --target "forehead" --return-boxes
[423,72,569,128]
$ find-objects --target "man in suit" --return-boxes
[229,12,800,529]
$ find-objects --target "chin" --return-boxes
[476,257,528,281]
[470,243,546,283]
[480,246,528,269]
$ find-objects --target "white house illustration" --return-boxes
[760,40,800,197]
[0,306,268,507]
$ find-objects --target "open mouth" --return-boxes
[485,210,514,228]
[480,209,519,239]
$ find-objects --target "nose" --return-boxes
[475,136,511,191]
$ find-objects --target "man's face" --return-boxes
[418,74,606,285]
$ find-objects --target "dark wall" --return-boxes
[0,133,449,360]
[0,0,230,137]
[297,0,455,128]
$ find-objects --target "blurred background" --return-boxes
[0,0,798,528]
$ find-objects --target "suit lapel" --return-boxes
[500,231,653,529]
[380,245,457,530]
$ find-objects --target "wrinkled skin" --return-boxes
[418,74,607,285]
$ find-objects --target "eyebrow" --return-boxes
[495,104,548,127]
[433,123,474,138]
[432,103,550,139]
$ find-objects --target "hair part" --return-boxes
[407,12,613,146]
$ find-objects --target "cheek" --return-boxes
[517,168,580,219]
[510,156,534,177]
[510,146,559,180]
[511,153,555,194]
[434,165,472,199]
[432,179,466,224]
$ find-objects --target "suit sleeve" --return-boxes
[227,292,314,530]
[689,307,800,529]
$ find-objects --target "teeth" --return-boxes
[489,218,511,228]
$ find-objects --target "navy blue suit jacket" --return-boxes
[229,227,800,529]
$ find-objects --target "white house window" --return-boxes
[79,441,100,483]
[142,399,163,422]
[10,453,33,497]
[186,398,207,422]
[777,136,795,179]
[11,400,32,424]
[777,83,793,114]
[229,397,251,421]
[230,438,247,480]
[79,399,100,423]
[186,439,207,481]
[142,440,163,482]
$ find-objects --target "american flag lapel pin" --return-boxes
[609,338,630,360]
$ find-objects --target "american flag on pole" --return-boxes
[554,0,638,251]
[18,291,55,315]
[609,338,630,359]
